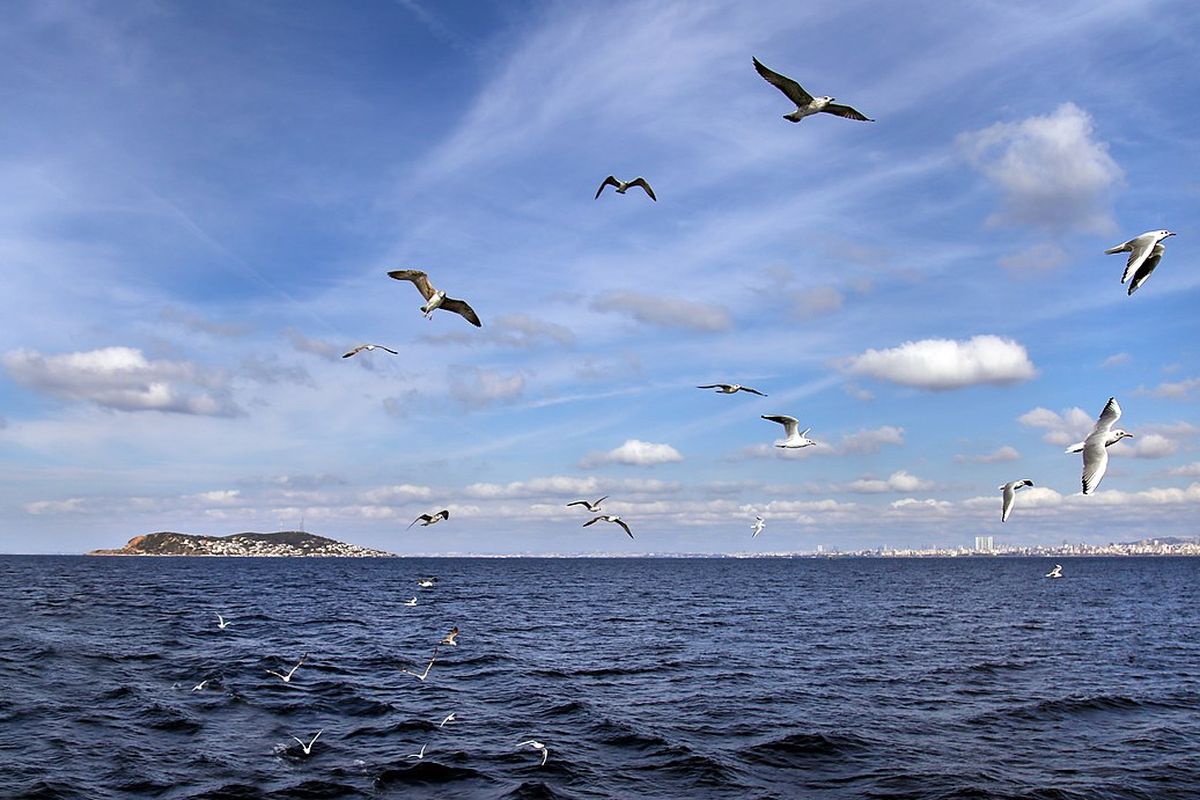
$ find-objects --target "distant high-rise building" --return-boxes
[816,544,825,554]
[974,535,994,553]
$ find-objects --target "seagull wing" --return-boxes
[739,386,767,396]
[388,269,436,301]
[595,176,621,199]
[613,518,634,539]
[761,414,799,437]
[1001,484,1016,522]
[342,346,364,358]
[1081,436,1110,495]
[696,384,728,390]
[439,297,482,327]
[408,514,430,530]
[1120,236,1157,285]
[1095,396,1122,431]
[627,177,656,201]
[752,57,813,106]
[376,344,400,355]
[566,500,588,508]
[1064,441,1085,454]
[821,103,874,122]
[582,516,602,528]
[1127,244,1163,295]
[595,495,609,506]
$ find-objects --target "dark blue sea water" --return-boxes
[1,556,1198,799]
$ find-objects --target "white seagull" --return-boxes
[753,57,874,123]
[1082,397,1123,495]
[388,269,482,327]
[516,740,549,767]
[1105,230,1176,295]
[1046,564,1063,579]
[751,516,765,538]
[1000,479,1034,523]
[697,383,767,397]
[405,744,427,761]
[408,510,449,530]
[191,679,210,692]
[265,653,308,683]
[595,176,656,201]
[417,578,437,588]
[439,712,456,728]
[403,597,418,607]
[566,495,608,513]
[342,343,399,359]
[215,613,230,630]
[292,730,322,756]
[583,514,634,539]
[761,415,817,448]
[1064,428,1134,454]
[400,649,438,681]
[440,627,460,647]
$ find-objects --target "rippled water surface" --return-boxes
[2,556,1199,799]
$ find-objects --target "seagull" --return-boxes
[1046,564,1063,579]
[408,510,449,530]
[697,383,767,397]
[753,57,873,123]
[440,627,460,647]
[417,578,437,589]
[405,744,427,761]
[1000,479,1034,523]
[517,740,549,767]
[595,176,656,201]
[583,514,634,539]
[761,415,817,448]
[1082,397,1123,495]
[751,516,765,538]
[1064,429,1134,453]
[400,649,438,681]
[215,613,230,630]
[191,679,210,692]
[403,597,418,607]
[439,712,456,728]
[387,269,482,327]
[566,495,608,513]
[342,343,399,359]
[265,653,308,683]
[291,730,322,756]
[1105,230,1176,295]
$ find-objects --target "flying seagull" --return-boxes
[566,495,608,513]
[1065,429,1133,453]
[1000,479,1034,523]
[439,712,456,728]
[440,627,460,647]
[342,343,399,359]
[403,596,418,607]
[751,516,765,538]
[408,510,449,530]
[517,740,549,767]
[697,383,767,397]
[191,679,210,692]
[387,269,482,327]
[1046,564,1063,579]
[761,415,817,448]
[752,57,874,123]
[583,514,634,539]
[265,653,308,683]
[595,176,656,201]
[292,730,322,756]
[215,613,230,630]
[417,577,437,588]
[1105,230,1176,295]
[401,648,438,681]
[1082,397,1123,495]
[406,744,427,761]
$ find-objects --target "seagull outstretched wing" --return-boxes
[822,103,873,122]
[387,269,436,301]
[626,177,656,201]
[595,176,621,199]
[761,414,799,438]
[752,57,813,106]
[440,297,483,327]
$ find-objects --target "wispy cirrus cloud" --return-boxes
[590,291,732,332]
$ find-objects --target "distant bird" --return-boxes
[751,516,765,538]
[1064,428,1134,454]
[440,627,460,647]
[566,495,608,513]
[583,514,634,539]
[439,712,456,728]
[697,383,767,397]
[417,578,437,588]
[1082,397,1123,495]
[265,653,308,684]
[752,57,873,123]
[595,176,656,201]
[761,415,817,448]
[1000,479,1034,523]
[1105,230,1176,295]
[517,740,549,767]
[401,649,438,681]
[403,596,418,607]
[342,343,399,358]
[1046,564,1063,579]
[405,744,427,761]
[388,269,482,327]
[292,730,322,756]
[215,613,230,630]
[408,510,450,530]
[191,679,210,692]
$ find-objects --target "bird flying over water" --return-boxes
[1105,230,1176,295]
[697,383,767,396]
[292,730,322,756]
[751,516,765,538]
[1046,564,1063,579]
[595,176,656,201]
[517,739,549,767]
[566,495,608,513]
[417,577,437,588]
[342,343,399,358]
[1000,479,1034,522]
[400,648,438,681]
[1081,397,1122,495]
[408,510,450,530]
[215,613,230,630]
[403,596,418,607]
[439,712,456,728]
[388,269,482,327]
[583,514,634,539]
[265,653,308,683]
[761,415,817,448]
[406,744,427,761]
[191,679,210,692]
[752,57,873,123]
[440,627,460,647]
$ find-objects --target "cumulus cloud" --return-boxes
[1169,462,1200,478]
[360,484,433,503]
[845,335,1036,390]
[2,347,238,416]
[590,291,731,332]
[889,497,952,512]
[1139,377,1200,400]
[846,470,933,494]
[1116,433,1176,460]
[448,366,525,408]
[956,445,1021,464]
[958,103,1122,234]
[839,426,906,454]
[997,243,1068,274]
[580,439,683,468]
[25,498,86,515]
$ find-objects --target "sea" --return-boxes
[1,555,1198,799]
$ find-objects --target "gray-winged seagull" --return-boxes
[516,740,549,767]
[1082,397,1122,495]
[388,269,482,327]
[761,415,817,448]
[753,57,874,123]
[1000,479,1034,522]
[343,343,399,358]
[582,514,634,539]
[751,515,765,538]
[595,176,656,201]
[698,383,767,396]
[1065,428,1133,454]
[1105,230,1175,295]
[566,495,608,512]
[408,510,449,530]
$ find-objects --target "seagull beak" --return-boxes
[1165,231,1177,237]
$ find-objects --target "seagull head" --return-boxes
[1113,429,1134,441]
[820,95,835,102]
[1162,230,1176,238]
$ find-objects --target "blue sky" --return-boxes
[1,0,1198,554]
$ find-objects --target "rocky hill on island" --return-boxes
[88,531,394,558]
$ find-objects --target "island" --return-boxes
[87,530,394,558]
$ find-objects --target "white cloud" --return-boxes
[448,366,525,408]
[846,335,1036,390]
[1017,405,1094,446]
[24,498,86,515]
[580,439,683,468]
[1113,433,1176,460]
[360,484,434,504]
[839,426,906,454]
[1139,377,1200,400]
[1169,462,1200,478]
[958,102,1122,234]
[733,426,904,461]
[2,347,238,416]
[957,445,1021,464]
[889,497,952,512]
[1101,353,1130,369]
[590,291,731,332]
[160,306,251,338]
[423,314,575,349]
[846,470,933,493]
